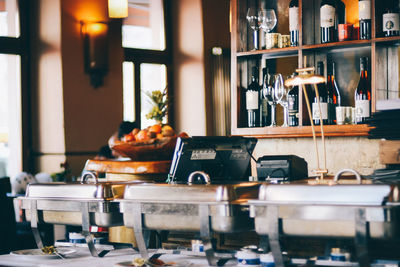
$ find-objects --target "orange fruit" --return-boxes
[162,125,175,137]
[130,128,140,136]
[149,124,162,134]
[135,130,148,141]
[178,132,189,138]
[123,133,135,142]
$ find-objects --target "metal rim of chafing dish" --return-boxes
[248,173,400,267]
[18,171,126,258]
[118,174,260,266]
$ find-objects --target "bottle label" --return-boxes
[355,99,370,118]
[288,95,297,111]
[359,0,371,20]
[289,7,299,31]
[246,91,259,110]
[312,102,328,120]
[261,99,269,117]
[383,13,400,32]
[320,4,335,28]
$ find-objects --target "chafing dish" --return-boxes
[19,174,142,257]
[249,172,400,266]
[118,180,260,265]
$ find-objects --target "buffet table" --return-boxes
[0,248,239,267]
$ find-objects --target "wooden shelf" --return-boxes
[374,36,400,45]
[301,39,372,52]
[231,0,395,139]
[237,46,299,58]
[231,124,370,139]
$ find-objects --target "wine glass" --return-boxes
[246,8,260,50]
[258,9,277,34]
[275,74,289,127]
[263,73,278,127]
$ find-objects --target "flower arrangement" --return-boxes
[145,87,168,124]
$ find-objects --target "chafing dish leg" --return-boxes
[259,235,270,253]
[30,200,44,249]
[355,208,370,267]
[81,202,110,257]
[199,204,221,266]
[132,203,149,259]
[267,205,285,267]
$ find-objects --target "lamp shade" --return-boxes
[108,0,128,18]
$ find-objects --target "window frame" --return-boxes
[0,0,32,173]
[123,0,173,128]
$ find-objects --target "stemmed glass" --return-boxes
[263,73,278,127]
[275,74,289,127]
[246,8,260,50]
[258,9,277,34]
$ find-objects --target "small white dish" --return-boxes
[10,248,76,259]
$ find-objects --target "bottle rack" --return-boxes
[231,0,400,138]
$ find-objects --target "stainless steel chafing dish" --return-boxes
[249,171,400,266]
[118,180,260,265]
[19,174,142,257]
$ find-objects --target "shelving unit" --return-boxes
[231,0,400,138]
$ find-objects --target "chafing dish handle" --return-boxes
[81,171,98,184]
[334,169,362,184]
[188,171,211,185]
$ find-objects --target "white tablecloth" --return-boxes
[0,248,240,267]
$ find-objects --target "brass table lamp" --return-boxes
[285,67,328,180]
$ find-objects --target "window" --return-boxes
[0,0,29,177]
[122,0,172,128]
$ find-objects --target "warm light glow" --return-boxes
[285,74,326,87]
[108,0,128,18]
[85,22,108,36]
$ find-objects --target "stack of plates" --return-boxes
[368,99,400,140]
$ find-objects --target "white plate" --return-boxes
[114,260,192,267]
[10,248,76,259]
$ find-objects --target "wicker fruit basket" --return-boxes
[110,136,177,161]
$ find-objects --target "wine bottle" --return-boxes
[355,57,371,124]
[335,0,346,32]
[320,0,336,43]
[383,1,400,37]
[359,0,371,39]
[313,62,329,125]
[289,0,299,46]
[327,61,341,124]
[260,68,271,127]
[246,66,261,127]
[287,73,299,126]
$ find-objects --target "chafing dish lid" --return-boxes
[256,184,399,205]
[24,181,138,200]
[122,182,260,203]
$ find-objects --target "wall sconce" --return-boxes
[108,0,128,18]
[81,21,108,88]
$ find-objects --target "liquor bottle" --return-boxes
[287,73,299,126]
[359,0,371,39]
[289,0,299,46]
[326,61,341,124]
[355,57,371,124]
[383,1,400,37]
[246,66,261,127]
[320,0,337,43]
[312,62,329,125]
[260,68,271,126]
